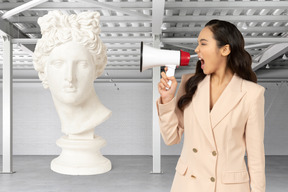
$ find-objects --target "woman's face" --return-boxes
[195,26,228,75]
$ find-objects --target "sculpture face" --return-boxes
[46,41,95,105]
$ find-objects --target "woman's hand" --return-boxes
[158,67,178,104]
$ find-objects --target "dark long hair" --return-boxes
[177,19,257,111]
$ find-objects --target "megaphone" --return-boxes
[140,41,190,90]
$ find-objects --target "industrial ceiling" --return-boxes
[0,0,288,82]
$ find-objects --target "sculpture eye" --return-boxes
[78,61,88,68]
[50,60,64,69]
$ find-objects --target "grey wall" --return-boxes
[261,82,288,155]
[0,81,288,156]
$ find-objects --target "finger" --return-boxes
[167,77,176,87]
[162,83,167,90]
[161,71,167,79]
[161,73,169,83]
[158,82,166,90]
[160,78,169,88]
[158,82,163,91]
[158,86,162,92]
[167,76,176,82]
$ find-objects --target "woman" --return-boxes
[156,19,266,192]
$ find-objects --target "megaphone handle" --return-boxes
[165,66,175,90]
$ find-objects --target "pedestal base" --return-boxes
[51,135,112,175]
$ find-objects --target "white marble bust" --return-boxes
[33,10,111,139]
[33,11,112,175]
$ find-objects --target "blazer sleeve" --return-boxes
[245,86,266,192]
[155,73,193,146]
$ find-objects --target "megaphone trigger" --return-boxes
[164,65,176,90]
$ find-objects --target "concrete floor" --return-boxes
[0,155,288,192]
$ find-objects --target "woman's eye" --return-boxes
[197,43,206,46]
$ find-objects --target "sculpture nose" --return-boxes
[65,62,75,83]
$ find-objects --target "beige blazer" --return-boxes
[156,72,266,192]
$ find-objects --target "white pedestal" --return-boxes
[51,135,112,175]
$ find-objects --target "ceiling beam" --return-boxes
[161,38,288,44]
[103,27,152,33]
[1,2,287,10]
[0,62,142,66]
[164,42,273,51]
[164,15,288,23]
[244,43,273,49]
[0,19,35,56]
[163,27,288,33]
[11,37,288,44]
[165,2,288,9]
[1,0,48,19]
[105,44,141,49]
[0,51,141,56]
[0,57,140,62]
[7,16,151,23]
[0,2,152,10]
[12,37,153,44]
[19,27,153,34]
[252,43,288,71]
[9,15,288,23]
[0,18,27,38]
[78,0,151,20]
[164,43,195,51]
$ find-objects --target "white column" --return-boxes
[2,35,13,174]
[151,0,165,174]
[151,34,162,173]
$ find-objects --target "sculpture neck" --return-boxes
[52,91,112,137]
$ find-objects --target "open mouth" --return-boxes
[199,58,205,69]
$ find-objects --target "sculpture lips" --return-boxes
[63,87,77,93]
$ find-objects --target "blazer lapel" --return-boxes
[192,73,247,146]
[192,74,214,146]
[210,73,247,129]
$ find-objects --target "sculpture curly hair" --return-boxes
[33,10,107,89]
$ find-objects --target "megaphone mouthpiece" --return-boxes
[180,50,190,66]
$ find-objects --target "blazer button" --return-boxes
[210,177,215,182]
[212,151,217,156]
[193,148,198,153]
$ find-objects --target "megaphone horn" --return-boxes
[140,42,190,72]
[140,41,190,89]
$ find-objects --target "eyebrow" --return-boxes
[199,39,208,42]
